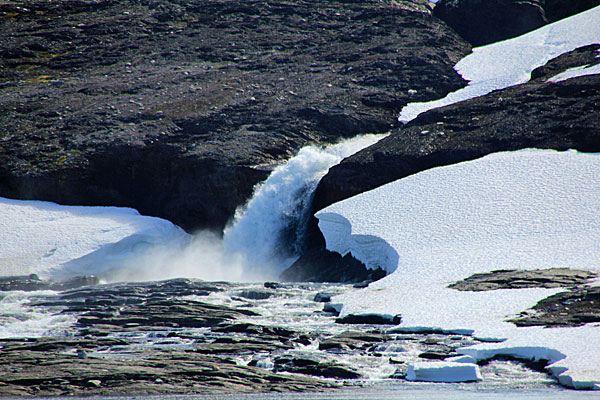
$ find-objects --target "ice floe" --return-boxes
[406,361,482,383]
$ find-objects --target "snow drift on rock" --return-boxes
[318,149,600,388]
[0,198,188,281]
[399,5,600,122]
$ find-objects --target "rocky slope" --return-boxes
[0,0,470,232]
[312,44,600,218]
[293,44,600,281]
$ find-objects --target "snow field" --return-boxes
[318,149,600,388]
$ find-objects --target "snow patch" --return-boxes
[399,5,600,122]
[318,149,600,388]
[0,198,188,281]
[548,64,600,82]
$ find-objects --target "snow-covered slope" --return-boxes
[0,198,188,281]
[399,5,600,122]
[317,149,600,389]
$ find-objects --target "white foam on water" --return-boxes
[0,290,76,338]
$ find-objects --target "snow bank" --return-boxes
[399,5,600,122]
[0,198,188,281]
[406,362,482,383]
[318,149,600,388]
[548,64,600,82]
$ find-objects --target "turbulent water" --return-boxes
[0,280,561,392]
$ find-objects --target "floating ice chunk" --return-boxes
[406,361,482,382]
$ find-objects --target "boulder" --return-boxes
[0,0,470,232]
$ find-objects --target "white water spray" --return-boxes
[221,134,385,280]
[123,134,385,282]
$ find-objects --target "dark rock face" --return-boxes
[281,248,385,282]
[544,0,600,22]
[303,45,600,282]
[433,0,600,46]
[449,269,597,291]
[0,0,470,232]
[313,48,600,216]
[433,0,546,46]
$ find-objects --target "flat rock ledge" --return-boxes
[449,268,597,291]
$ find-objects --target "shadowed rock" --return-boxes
[0,0,469,233]
[433,0,600,46]
[433,0,546,46]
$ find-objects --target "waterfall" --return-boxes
[221,134,385,280]
[35,134,385,283]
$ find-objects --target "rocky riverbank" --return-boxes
[0,276,575,396]
[299,44,600,282]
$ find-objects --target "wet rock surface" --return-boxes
[0,0,469,232]
[0,274,99,292]
[1,277,547,396]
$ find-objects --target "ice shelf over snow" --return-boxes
[317,149,600,389]
[0,197,188,281]
[398,5,600,122]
